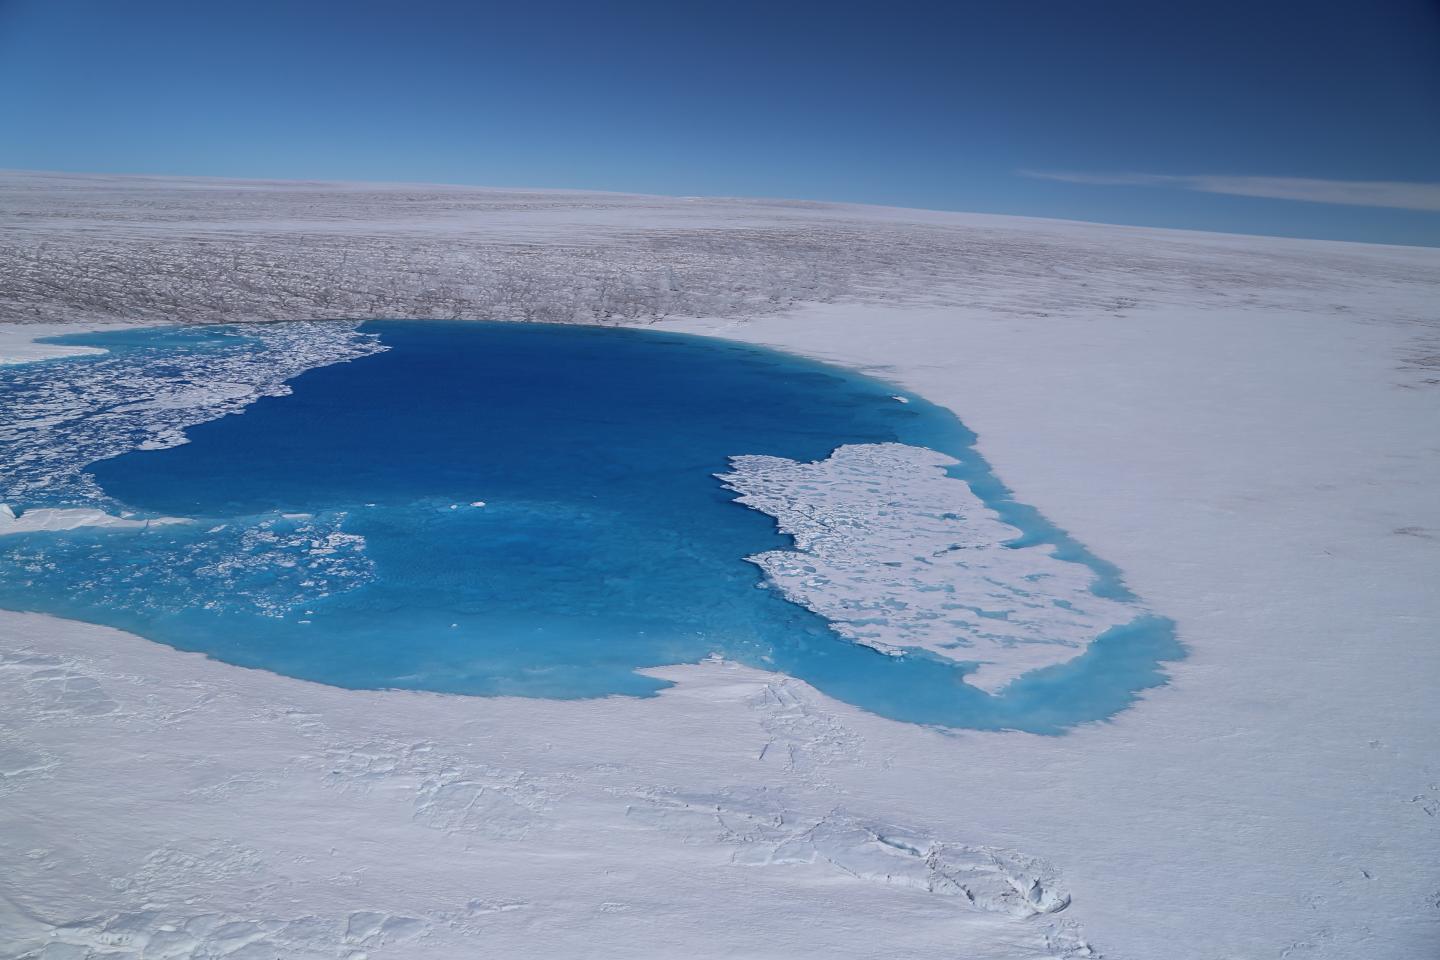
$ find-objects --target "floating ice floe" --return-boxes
[720,442,1145,693]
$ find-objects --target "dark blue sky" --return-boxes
[2,0,1438,245]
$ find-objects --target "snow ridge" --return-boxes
[0,505,190,536]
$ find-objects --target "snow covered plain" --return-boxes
[1,171,1438,959]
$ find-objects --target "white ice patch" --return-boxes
[720,443,1138,693]
[0,504,190,537]
[0,323,114,365]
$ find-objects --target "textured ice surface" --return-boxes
[6,170,1438,389]
[722,443,1143,691]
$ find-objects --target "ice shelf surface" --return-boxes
[1,172,1437,960]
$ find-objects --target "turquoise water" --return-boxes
[0,321,1180,732]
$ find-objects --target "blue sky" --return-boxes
[1,0,1437,245]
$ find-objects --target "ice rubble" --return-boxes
[0,319,385,508]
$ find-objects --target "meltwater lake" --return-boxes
[0,320,1180,732]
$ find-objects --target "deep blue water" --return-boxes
[0,321,1180,732]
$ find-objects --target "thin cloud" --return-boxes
[1019,170,1440,213]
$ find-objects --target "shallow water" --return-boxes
[0,320,1179,731]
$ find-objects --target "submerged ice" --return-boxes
[0,320,1179,731]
